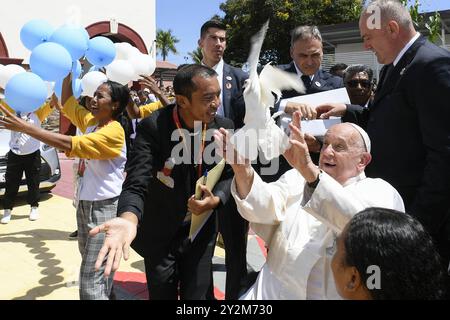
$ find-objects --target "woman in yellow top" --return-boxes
[0,75,130,300]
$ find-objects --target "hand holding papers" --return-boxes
[279,88,350,138]
[297,118,342,139]
[195,169,208,201]
[189,159,226,241]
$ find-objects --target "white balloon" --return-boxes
[128,46,141,58]
[129,54,156,80]
[114,42,132,60]
[45,81,55,98]
[106,60,135,85]
[81,71,108,97]
[0,64,26,89]
[114,42,141,61]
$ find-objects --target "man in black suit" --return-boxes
[317,0,450,274]
[89,64,234,299]
[274,25,343,117]
[198,19,249,300]
[198,20,248,129]
[259,26,344,182]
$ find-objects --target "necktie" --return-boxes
[379,64,393,90]
[301,75,312,90]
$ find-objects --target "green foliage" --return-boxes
[218,0,444,66]
[156,29,180,61]
[219,0,363,66]
[188,47,203,64]
[425,12,441,43]
[401,0,441,43]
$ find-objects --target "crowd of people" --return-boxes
[0,0,449,300]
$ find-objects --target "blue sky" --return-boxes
[156,0,450,65]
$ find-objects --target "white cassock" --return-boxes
[231,169,405,300]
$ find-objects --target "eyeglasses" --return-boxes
[345,80,372,89]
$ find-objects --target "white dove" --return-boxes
[230,21,305,161]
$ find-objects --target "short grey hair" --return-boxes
[363,0,413,29]
[290,26,322,47]
[343,64,374,83]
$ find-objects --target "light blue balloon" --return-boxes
[54,79,63,100]
[81,28,90,43]
[86,37,116,67]
[20,19,54,51]
[30,42,72,81]
[89,65,100,72]
[50,25,89,61]
[72,60,82,79]
[72,78,83,99]
[5,72,47,113]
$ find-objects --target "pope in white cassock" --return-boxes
[214,111,405,300]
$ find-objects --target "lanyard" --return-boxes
[172,106,207,178]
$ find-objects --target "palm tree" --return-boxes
[188,47,203,64]
[156,29,179,61]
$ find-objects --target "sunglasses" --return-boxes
[346,80,372,89]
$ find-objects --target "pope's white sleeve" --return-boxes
[303,172,405,233]
[231,169,303,225]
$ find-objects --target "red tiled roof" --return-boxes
[156,60,177,69]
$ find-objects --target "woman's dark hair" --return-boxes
[343,207,446,300]
[103,80,133,158]
[103,80,130,120]
[79,96,90,110]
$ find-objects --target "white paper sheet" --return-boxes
[278,88,350,137]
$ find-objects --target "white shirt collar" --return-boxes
[393,32,420,66]
[294,62,314,81]
[342,171,366,187]
[203,59,224,72]
[202,59,225,116]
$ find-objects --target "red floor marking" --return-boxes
[114,271,225,300]
[51,155,75,199]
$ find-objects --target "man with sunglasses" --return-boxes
[343,65,374,108]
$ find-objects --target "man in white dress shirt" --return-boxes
[214,111,405,299]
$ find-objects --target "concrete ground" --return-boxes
[0,153,266,300]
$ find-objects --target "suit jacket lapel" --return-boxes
[222,63,232,118]
[288,61,297,74]
[310,69,325,92]
[373,36,426,106]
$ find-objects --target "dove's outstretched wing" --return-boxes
[230,20,306,161]
[247,20,269,81]
[259,64,306,106]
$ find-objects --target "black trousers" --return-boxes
[144,215,217,300]
[3,150,41,209]
[216,198,249,300]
